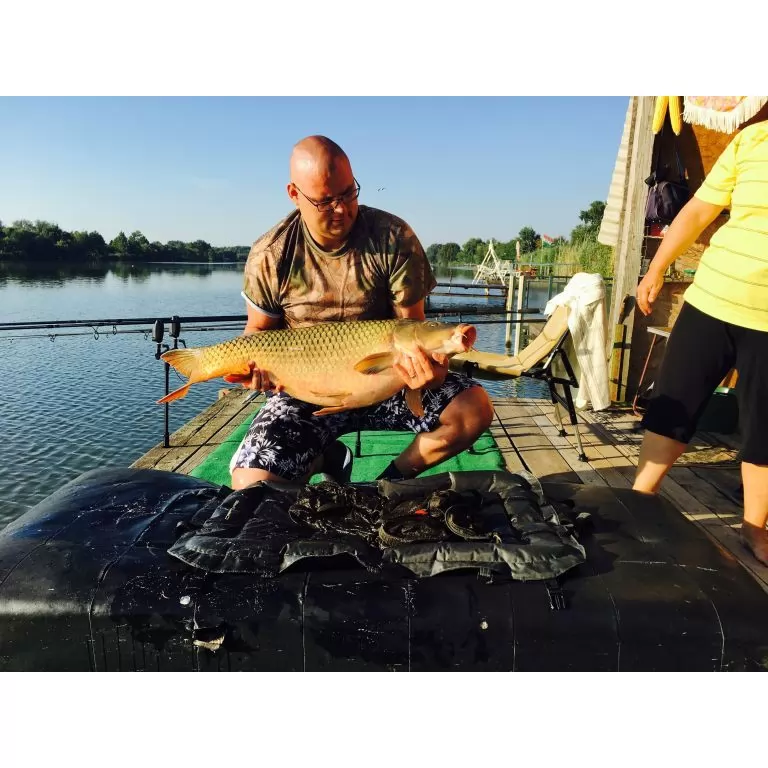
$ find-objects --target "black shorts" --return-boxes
[642,302,768,464]
[232,372,483,480]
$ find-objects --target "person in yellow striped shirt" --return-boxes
[635,120,768,566]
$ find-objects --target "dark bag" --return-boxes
[645,141,691,224]
[645,176,691,223]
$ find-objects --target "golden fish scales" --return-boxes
[158,319,476,417]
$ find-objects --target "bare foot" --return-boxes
[740,521,768,566]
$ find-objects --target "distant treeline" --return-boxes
[1,199,610,274]
[0,220,249,263]
[424,201,612,277]
[425,227,559,266]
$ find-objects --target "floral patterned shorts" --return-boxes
[231,372,482,480]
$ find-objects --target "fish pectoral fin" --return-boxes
[306,389,352,402]
[308,390,354,416]
[222,363,255,383]
[354,352,395,375]
[405,387,425,418]
[312,405,351,416]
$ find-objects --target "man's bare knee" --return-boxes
[439,386,494,445]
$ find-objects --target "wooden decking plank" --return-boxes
[578,407,730,529]
[584,419,761,579]
[187,396,254,446]
[132,445,179,470]
[667,466,744,528]
[581,408,744,525]
[486,421,527,474]
[175,440,232,475]
[657,475,768,591]
[131,395,236,469]
[165,392,236,445]
[151,446,200,473]
[699,430,742,452]
[686,464,743,507]
[577,408,768,591]
[159,397,261,472]
[533,402,633,489]
[571,413,639,488]
[524,403,609,487]
[492,400,580,483]
[132,390,261,471]
[488,402,534,476]
[173,394,262,474]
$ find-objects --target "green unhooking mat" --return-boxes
[190,412,505,487]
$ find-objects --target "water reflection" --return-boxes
[0,259,245,286]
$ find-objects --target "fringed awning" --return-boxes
[683,96,768,134]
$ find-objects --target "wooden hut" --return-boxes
[599,96,768,405]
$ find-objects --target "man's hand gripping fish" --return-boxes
[157,319,476,417]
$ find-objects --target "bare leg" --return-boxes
[391,386,494,478]
[231,467,289,489]
[740,461,768,566]
[231,453,325,490]
[633,429,687,494]
[232,388,494,488]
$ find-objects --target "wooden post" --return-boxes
[504,270,515,350]
[513,273,525,355]
[609,324,627,402]
[606,96,655,402]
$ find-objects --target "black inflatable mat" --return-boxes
[1,467,767,671]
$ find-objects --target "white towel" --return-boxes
[543,272,611,411]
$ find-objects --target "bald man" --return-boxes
[229,136,493,490]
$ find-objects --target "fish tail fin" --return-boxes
[160,348,201,378]
[157,348,203,404]
[157,383,192,404]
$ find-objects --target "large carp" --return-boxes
[158,319,477,416]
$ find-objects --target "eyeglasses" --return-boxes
[293,178,361,213]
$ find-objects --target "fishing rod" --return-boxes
[0,314,247,332]
[0,323,251,342]
[1,310,547,346]
[0,306,543,334]
[1,314,547,345]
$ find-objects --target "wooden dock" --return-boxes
[133,389,768,593]
[132,389,263,475]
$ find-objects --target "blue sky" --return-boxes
[0,97,628,249]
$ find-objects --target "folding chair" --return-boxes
[449,305,588,462]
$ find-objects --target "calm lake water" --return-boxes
[0,261,555,527]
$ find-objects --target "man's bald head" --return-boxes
[287,136,359,249]
[289,135,352,188]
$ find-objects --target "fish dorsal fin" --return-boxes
[354,352,395,375]
[405,387,425,418]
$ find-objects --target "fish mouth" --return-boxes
[456,323,477,351]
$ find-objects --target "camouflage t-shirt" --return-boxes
[242,205,437,328]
